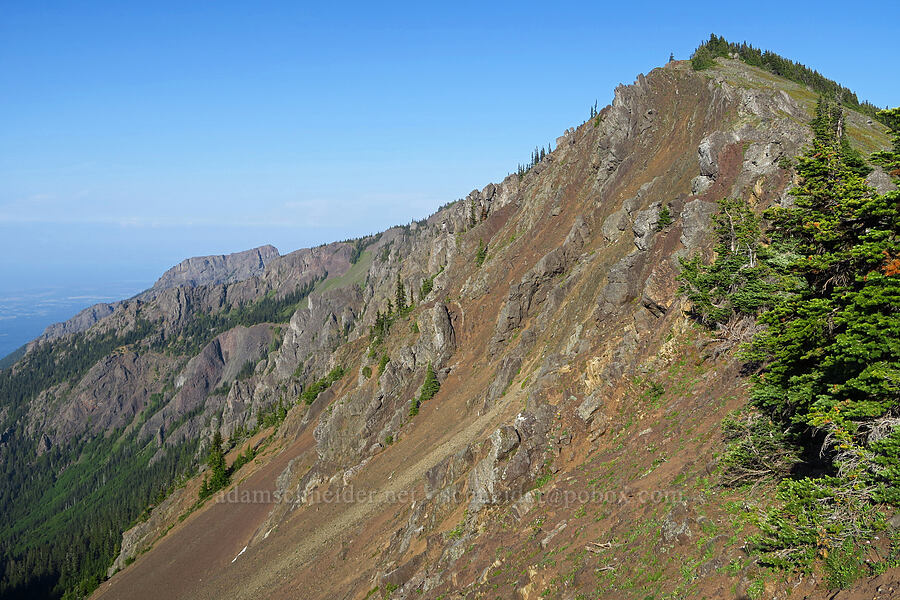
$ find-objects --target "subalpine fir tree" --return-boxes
[200,431,228,498]
[748,102,900,497]
[678,197,777,325]
[409,362,440,416]
[395,272,406,313]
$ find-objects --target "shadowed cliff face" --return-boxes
[3,57,893,600]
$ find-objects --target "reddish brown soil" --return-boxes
[89,60,896,600]
[92,429,317,600]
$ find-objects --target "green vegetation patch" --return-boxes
[680,100,900,589]
[300,365,345,405]
[690,34,886,124]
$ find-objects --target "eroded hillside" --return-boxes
[1,54,894,600]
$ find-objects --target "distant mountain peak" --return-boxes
[149,244,280,291]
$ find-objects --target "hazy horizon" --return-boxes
[3,0,899,355]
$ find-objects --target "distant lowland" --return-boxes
[0,244,280,366]
[0,283,147,365]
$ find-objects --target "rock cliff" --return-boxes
[1,55,893,600]
[89,58,892,600]
[146,245,279,292]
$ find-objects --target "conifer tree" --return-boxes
[409,362,440,416]
[475,239,487,267]
[199,431,228,498]
[678,197,776,325]
[748,103,900,496]
[395,272,406,313]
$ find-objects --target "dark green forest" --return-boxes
[0,280,320,598]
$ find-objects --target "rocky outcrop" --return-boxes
[36,246,280,344]
[139,324,273,445]
[34,243,352,347]
[39,303,116,341]
[680,199,718,250]
[26,351,176,444]
[273,285,364,381]
[147,245,279,292]
[467,414,550,513]
[489,216,590,354]
[632,202,662,251]
[310,302,457,471]
[107,485,189,577]
[575,393,608,439]
[598,251,645,313]
[18,55,893,600]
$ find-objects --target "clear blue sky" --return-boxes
[1,0,897,294]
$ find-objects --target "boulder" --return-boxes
[602,208,630,241]
[576,394,602,422]
[632,202,661,251]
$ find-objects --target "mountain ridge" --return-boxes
[91,58,891,599]
[1,50,895,600]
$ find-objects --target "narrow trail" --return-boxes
[213,392,517,600]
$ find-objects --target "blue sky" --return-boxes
[1,0,897,295]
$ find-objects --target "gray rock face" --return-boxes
[39,303,116,341]
[274,284,364,381]
[490,217,590,353]
[680,199,718,250]
[427,303,457,369]
[867,168,897,194]
[632,202,661,251]
[742,141,785,178]
[598,251,645,312]
[35,243,328,345]
[309,300,456,470]
[36,434,51,456]
[491,426,521,460]
[698,131,738,178]
[576,394,602,422]
[602,208,630,242]
[486,352,523,404]
[425,447,476,502]
[139,324,273,444]
[468,407,551,512]
[691,175,713,196]
[149,245,279,292]
[593,76,656,190]
[31,351,175,444]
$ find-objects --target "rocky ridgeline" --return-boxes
[145,245,280,292]
[37,244,278,342]
[11,58,893,598]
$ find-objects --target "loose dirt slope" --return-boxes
[92,58,893,600]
